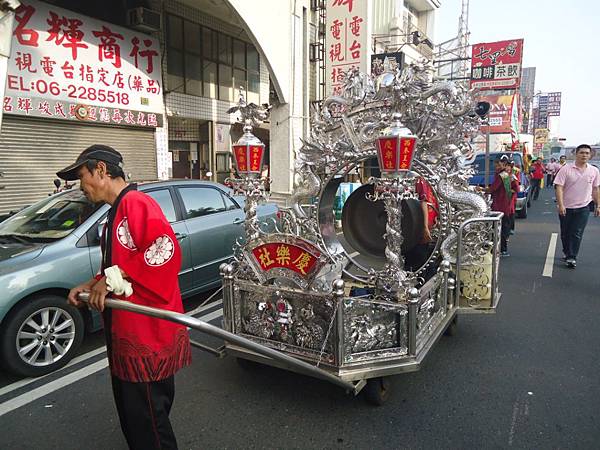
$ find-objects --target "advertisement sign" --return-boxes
[470,39,524,90]
[325,0,369,96]
[534,128,549,153]
[547,91,561,117]
[3,0,163,127]
[479,94,518,134]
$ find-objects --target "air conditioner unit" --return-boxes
[127,7,161,33]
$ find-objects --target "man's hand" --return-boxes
[558,204,566,216]
[422,226,432,243]
[88,276,109,312]
[67,279,97,308]
[595,205,600,217]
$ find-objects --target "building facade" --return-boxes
[0,0,440,213]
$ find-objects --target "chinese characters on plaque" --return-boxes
[252,243,321,278]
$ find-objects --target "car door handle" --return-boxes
[175,232,188,240]
[233,218,244,225]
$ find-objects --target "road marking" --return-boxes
[349,251,360,258]
[0,359,109,417]
[188,299,222,317]
[0,346,107,398]
[0,308,224,417]
[542,233,558,277]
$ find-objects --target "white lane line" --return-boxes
[542,233,558,277]
[0,346,107,398]
[0,359,109,418]
[0,308,225,417]
[187,299,222,317]
[349,251,360,258]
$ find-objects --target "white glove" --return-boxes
[104,265,133,297]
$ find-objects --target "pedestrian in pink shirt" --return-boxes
[553,144,600,268]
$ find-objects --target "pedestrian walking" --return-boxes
[553,144,600,268]
[508,160,519,234]
[485,155,518,257]
[60,145,191,449]
[529,157,545,200]
[546,157,559,188]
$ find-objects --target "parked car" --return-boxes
[0,180,277,377]
[469,152,532,218]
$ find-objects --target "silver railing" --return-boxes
[454,212,503,310]
[77,292,358,393]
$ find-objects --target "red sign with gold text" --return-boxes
[399,137,416,170]
[377,137,398,171]
[233,145,248,172]
[249,145,264,172]
[252,243,320,277]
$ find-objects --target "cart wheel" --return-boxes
[444,316,458,337]
[236,357,258,370]
[363,377,392,406]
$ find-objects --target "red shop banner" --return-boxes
[470,39,524,90]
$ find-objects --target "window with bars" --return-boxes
[166,14,261,103]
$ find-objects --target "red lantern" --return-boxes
[232,142,265,176]
[375,134,417,174]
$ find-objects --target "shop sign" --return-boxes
[2,94,162,127]
[325,0,369,96]
[470,39,524,90]
[5,0,163,127]
[547,92,561,117]
[478,94,518,134]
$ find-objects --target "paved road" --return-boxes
[1,187,599,449]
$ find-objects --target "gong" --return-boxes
[341,184,424,259]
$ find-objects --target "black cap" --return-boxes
[57,145,123,181]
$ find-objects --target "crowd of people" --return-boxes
[485,147,599,267]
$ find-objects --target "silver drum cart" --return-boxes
[82,62,504,405]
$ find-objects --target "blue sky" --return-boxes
[435,0,600,146]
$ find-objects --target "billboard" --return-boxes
[470,39,524,90]
[325,0,369,96]
[547,91,562,117]
[4,0,163,128]
[479,93,519,134]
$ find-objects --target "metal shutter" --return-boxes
[0,116,157,214]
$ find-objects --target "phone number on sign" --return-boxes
[7,76,130,106]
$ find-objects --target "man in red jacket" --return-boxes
[530,157,545,200]
[60,145,191,450]
[486,155,519,257]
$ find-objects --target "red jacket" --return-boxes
[489,170,519,216]
[101,189,191,382]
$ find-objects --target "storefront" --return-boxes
[0,0,165,214]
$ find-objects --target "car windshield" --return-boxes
[472,153,524,174]
[0,190,100,241]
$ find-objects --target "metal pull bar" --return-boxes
[77,292,358,393]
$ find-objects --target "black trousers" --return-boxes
[500,215,511,252]
[111,375,178,450]
[559,206,590,259]
[546,174,554,187]
[531,178,542,200]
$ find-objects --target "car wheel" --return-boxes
[0,295,84,377]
